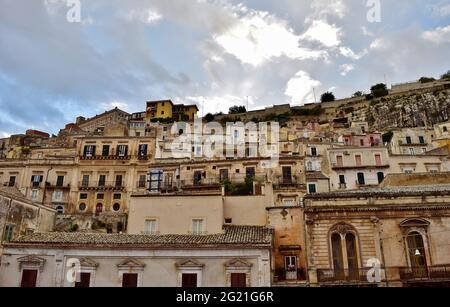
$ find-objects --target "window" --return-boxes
[56,176,64,187]
[122,273,138,288]
[444,126,448,133]
[406,136,412,144]
[80,193,88,200]
[83,145,96,157]
[308,184,317,194]
[161,111,165,115]
[219,169,229,181]
[3,224,14,242]
[306,161,313,172]
[115,175,123,187]
[311,147,317,156]
[82,175,90,187]
[113,193,121,200]
[377,172,385,184]
[75,273,91,288]
[31,189,39,201]
[79,203,87,211]
[409,148,415,155]
[339,175,346,185]
[138,144,148,157]
[360,139,364,146]
[117,145,128,157]
[285,256,297,272]
[113,203,121,212]
[231,273,247,287]
[138,175,146,188]
[419,136,425,144]
[407,232,427,268]
[193,171,203,185]
[98,175,106,187]
[355,155,362,166]
[336,156,343,167]
[96,193,104,200]
[182,273,198,288]
[246,167,256,178]
[224,218,233,224]
[282,166,292,183]
[52,191,63,202]
[102,145,110,156]
[145,219,158,235]
[8,176,16,187]
[21,269,38,288]
[56,206,64,214]
[357,173,365,185]
[192,219,204,235]
[374,154,382,166]
[31,175,42,188]
[330,225,360,273]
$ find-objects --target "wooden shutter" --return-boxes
[21,269,38,288]
[181,273,197,288]
[122,273,138,287]
[75,273,91,288]
[231,273,246,288]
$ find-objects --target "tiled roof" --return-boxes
[305,184,450,199]
[9,226,273,248]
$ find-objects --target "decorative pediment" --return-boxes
[330,222,355,235]
[175,258,204,269]
[400,218,430,228]
[117,258,146,269]
[17,255,46,270]
[224,258,253,269]
[79,258,99,269]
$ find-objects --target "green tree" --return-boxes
[370,83,389,98]
[352,91,363,97]
[204,113,215,122]
[419,77,436,83]
[320,92,335,103]
[229,106,247,114]
[441,70,450,80]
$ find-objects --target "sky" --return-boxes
[0,0,450,136]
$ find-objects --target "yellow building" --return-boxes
[146,100,198,121]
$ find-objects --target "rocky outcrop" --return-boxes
[367,88,450,130]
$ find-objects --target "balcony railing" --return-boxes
[273,177,305,190]
[399,265,450,281]
[332,162,389,169]
[80,155,131,161]
[317,268,372,283]
[79,181,125,191]
[45,182,71,189]
[181,179,221,187]
[275,268,306,282]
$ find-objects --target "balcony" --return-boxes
[79,181,125,191]
[317,268,373,284]
[273,177,305,190]
[180,179,222,193]
[274,268,306,283]
[80,155,131,161]
[332,162,389,170]
[45,182,71,189]
[399,265,450,281]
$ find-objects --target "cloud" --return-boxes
[340,64,355,76]
[310,0,347,19]
[285,71,321,106]
[214,9,326,66]
[124,9,163,24]
[340,46,367,60]
[422,25,450,44]
[429,3,450,16]
[301,20,341,48]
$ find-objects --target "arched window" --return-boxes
[407,231,427,268]
[329,223,360,273]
